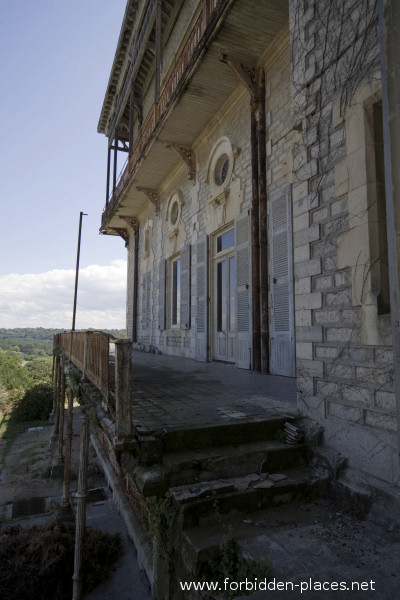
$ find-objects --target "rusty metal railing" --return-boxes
[54,331,114,402]
[101,0,230,228]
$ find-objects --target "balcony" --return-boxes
[100,0,288,233]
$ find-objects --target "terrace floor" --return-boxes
[130,350,298,433]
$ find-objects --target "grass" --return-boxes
[0,411,49,470]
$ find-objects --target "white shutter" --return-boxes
[159,259,166,330]
[235,212,251,369]
[269,185,295,377]
[195,235,208,361]
[180,245,191,330]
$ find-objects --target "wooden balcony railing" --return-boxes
[101,0,229,229]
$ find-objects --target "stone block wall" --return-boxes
[290,0,398,485]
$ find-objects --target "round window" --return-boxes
[214,155,230,187]
[170,201,179,225]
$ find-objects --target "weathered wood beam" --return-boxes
[136,187,160,212]
[165,142,196,182]
[218,53,257,98]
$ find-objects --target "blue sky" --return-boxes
[0,0,128,328]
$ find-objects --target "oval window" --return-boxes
[214,154,230,187]
[170,200,179,225]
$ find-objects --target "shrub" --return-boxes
[0,522,121,600]
[13,383,53,422]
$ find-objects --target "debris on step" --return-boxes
[284,422,304,445]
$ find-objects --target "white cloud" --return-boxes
[0,260,127,329]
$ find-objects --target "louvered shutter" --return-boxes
[269,185,295,376]
[180,245,191,330]
[195,235,208,361]
[235,212,251,369]
[159,259,166,330]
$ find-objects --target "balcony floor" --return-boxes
[131,350,297,433]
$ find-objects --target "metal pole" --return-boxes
[72,211,87,332]
[61,386,74,509]
[72,410,90,600]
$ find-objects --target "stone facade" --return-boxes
[99,0,399,487]
[290,0,398,485]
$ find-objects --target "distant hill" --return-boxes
[0,328,126,357]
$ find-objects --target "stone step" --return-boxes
[163,440,307,487]
[170,466,330,528]
[162,415,294,453]
[179,499,334,586]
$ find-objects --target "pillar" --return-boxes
[115,339,133,440]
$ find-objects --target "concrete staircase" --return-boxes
[130,414,331,596]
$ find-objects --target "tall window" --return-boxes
[171,257,181,325]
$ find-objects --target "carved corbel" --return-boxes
[110,227,129,247]
[136,187,160,213]
[218,53,258,102]
[165,142,196,183]
[120,216,139,235]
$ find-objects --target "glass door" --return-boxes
[214,229,235,362]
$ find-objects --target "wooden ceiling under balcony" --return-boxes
[103,0,288,232]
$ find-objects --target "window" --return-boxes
[170,201,179,226]
[171,257,181,326]
[215,229,235,334]
[214,154,230,186]
[207,137,237,200]
[217,229,234,253]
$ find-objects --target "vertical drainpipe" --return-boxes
[251,99,261,372]
[132,220,140,343]
[258,68,269,373]
[378,0,400,460]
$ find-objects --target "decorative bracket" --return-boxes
[209,188,229,208]
[109,227,129,247]
[165,143,196,182]
[136,187,160,213]
[218,53,257,99]
[120,216,139,234]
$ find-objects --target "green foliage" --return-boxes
[25,357,52,384]
[0,349,31,391]
[146,492,177,560]
[66,368,81,397]
[201,527,269,599]
[12,384,53,422]
[0,521,122,600]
